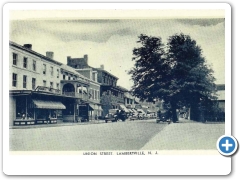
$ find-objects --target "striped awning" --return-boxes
[119,104,130,112]
[33,99,66,109]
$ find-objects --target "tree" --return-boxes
[129,33,217,122]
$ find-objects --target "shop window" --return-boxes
[12,73,17,87]
[23,57,28,68]
[23,75,27,88]
[13,53,17,65]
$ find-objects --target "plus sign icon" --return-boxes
[217,135,238,156]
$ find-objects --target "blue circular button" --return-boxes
[217,135,238,156]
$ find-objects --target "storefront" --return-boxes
[32,99,66,124]
[10,90,66,126]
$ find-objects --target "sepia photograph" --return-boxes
[3,2,232,176]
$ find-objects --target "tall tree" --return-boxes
[129,33,217,122]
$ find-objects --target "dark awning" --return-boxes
[33,99,66,109]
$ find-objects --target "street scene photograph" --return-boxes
[8,9,225,152]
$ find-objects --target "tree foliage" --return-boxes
[129,33,217,122]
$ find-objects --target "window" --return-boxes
[43,64,46,74]
[13,53,17,65]
[57,69,59,78]
[50,66,53,76]
[56,83,59,89]
[63,75,66,80]
[95,90,97,100]
[33,60,36,71]
[32,78,36,90]
[12,73,17,87]
[23,57,28,68]
[50,82,53,88]
[97,91,100,100]
[23,75,27,88]
[43,80,46,87]
[68,76,71,80]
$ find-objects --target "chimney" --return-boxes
[23,44,32,50]
[100,65,104,70]
[46,51,54,59]
[84,54,88,64]
[67,56,71,65]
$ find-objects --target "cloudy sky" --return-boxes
[9,12,225,90]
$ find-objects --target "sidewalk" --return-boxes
[141,118,225,150]
[10,119,106,129]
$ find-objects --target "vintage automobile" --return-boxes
[137,109,146,120]
[104,109,127,123]
[104,109,119,123]
[156,109,172,124]
[129,109,139,121]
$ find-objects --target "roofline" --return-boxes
[9,41,62,66]
[94,68,119,80]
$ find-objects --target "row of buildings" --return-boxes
[9,41,225,126]
[9,41,142,126]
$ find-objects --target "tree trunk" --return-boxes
[170,101,178,123]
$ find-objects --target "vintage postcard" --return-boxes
[3,3,232,175]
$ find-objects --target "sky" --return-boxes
[9,12,225,90]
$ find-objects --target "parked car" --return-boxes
[137,109,146,120]
[104,109,119,123]
[104,109,127,123]
[146,112,156,119]
[156,110,172,124]
[129,110,138,121]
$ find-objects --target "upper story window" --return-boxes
[23,57,28,68]
[63,74,66,80]
[95,90,97,100]
[43,64,46,75]
[33,60,36,71]
[92,73,96,81]
[56,83,59,90]
[12,73,17,87]
[68,76,71,80]
[50,82,53,88]
[57,69,59,78]
[13,53,17,65]
[43,80,46,87]
[50,66,53,76]
[23,75,27,88]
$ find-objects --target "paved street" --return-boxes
[9,119,225,151]
[9,119,167,151]
[141,119,225,150]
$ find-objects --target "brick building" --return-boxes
[67,55,128,116]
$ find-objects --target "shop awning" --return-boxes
[131,109,138,113]
[33,99,66,109]
[88,104,94,111]
[119,104,129,112]
[137,109,146,114]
